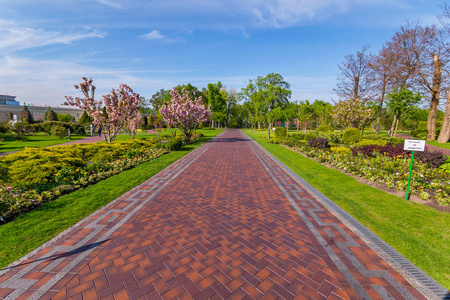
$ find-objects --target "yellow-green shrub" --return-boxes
[354,139,388,147]
[330,146,352,155]
[3,148,85,186]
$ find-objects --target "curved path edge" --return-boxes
[242,130,448,299]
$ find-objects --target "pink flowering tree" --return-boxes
[294,118,299,133]
[159,88,212,138]
[124,112,143,139]
[66,78,142,142]
[65,77,104,125]
[332,98,375,130]
[102,84,141,142]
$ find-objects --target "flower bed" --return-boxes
[269,134,450,206]
[0,134,203,221]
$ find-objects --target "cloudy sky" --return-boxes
[0,0,444,106]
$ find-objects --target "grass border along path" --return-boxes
[243,129,450,289]
[0,130,222,269]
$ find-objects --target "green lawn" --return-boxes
[427,140,450,150]
[0,129,222,268]
[0,133,85,153]
[243,129,450,289]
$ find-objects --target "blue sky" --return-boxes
[0,0,444,107]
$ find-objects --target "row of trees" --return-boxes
[333,4,450,143]
[145,73,441,140]
[12,105,75,124]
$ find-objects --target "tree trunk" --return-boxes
[258,122,261,130]
[427,54,442,141]
[390,115,397,137]
[437,90,450,143]
[375,79,387,133]
[394,118,400,137]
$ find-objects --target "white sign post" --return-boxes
[403,139,426,200]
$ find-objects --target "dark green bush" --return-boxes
[274,127,287,137]
[40,121,85,135]
[13,122,32,136]
[411,129,427,140]
[164,138,183,150]
[0,122,9,134]
[51,125,67,139]
[342,128,362,145]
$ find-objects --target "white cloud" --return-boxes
[94,0,124,9]
[140,30,165,40]
[0,55,184,105]
[139,30,186,44]
[0,19,106,54]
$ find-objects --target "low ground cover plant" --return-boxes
[0,133,203,221]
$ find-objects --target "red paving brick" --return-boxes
[0,129,438,299]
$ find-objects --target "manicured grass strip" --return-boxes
[427,140,450,150]
[0,130,221,268]
[0,133,85,153]
[244,129,450,289]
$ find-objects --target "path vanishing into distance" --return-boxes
[0,129,448,299]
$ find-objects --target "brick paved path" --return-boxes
[0,130,446,299]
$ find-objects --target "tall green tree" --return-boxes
[78,111,92,126]
[20,105,33,123]
[385,86,422,136]
[241,73,291,129]
[44,107,58,121]
[150,89,171,111]
[205,82,227,127]
[298,100,314,132]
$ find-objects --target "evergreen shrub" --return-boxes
[274,127,287,137]
[342,128,362,145]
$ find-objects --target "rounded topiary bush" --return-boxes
[274,127,287,138]
[51,125,67,139]
[342,127,362,145]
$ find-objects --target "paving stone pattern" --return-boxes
[0,130,439,299]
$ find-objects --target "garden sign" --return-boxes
[403,139,426,200]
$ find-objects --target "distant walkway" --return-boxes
[0,129,446,299]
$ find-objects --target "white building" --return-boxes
[0,95,85,123]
